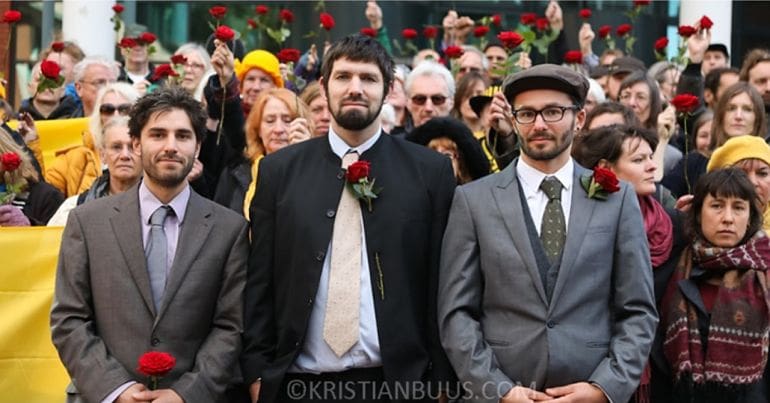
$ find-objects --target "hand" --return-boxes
[489,92,514,136]
[545,1,564,31]
[442,10,458,41]
[365,1,383,30]
[453,15,475,42]
[305,44,318,72]
[249,380,261,403]
[211,39,235,85]
[686,21,711,64]
[0,205,30,227]
[657,103,676,141]
[675,194,694,213]
[517,52,533,70]
[187,158,203,182]
[131,388,183,403]
[17,112,38,143]
[133,80,150,96]
[115,383,149,403]
[579,23,595,56]
[288,117,313,144]
[545,382,608,403]
[500,386,552,403]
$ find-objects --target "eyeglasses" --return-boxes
[512,105,578,124]
[410,95,448,106]
[184,62,206,70]
[619,91,650,105]
[458,67,482,74]
[99,103,132,116]
[81,79,111,89]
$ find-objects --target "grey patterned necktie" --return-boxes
[146,205,172,311]
[539,177,565,264]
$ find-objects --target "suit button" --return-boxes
[326,209,335,218]
[337,170,345,179]
[315,251,326,261]
[308,298,313,306]
[295,341,301,347]
[151,338,160,346]
[546,321,555,328]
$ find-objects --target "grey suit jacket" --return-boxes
[50,184,248,403]
[438,160,658,403]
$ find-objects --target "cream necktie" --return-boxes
[323,151,362,357]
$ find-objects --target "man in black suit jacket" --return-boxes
[241,35,457,403]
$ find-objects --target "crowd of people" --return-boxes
[1,1,770,402]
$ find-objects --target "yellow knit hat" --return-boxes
[707,135,770,172]
[234,50,284,88]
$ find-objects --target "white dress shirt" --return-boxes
[516,157,574,234]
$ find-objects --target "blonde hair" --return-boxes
[244,88,312,161]
[426,137,472,184]
[0,127,38,189]
[88,82,140,149]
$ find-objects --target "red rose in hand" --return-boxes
[346,161,371,183]
[215,25,235,42]
[276,48,301,64]
[654,37,669,52]
[497,31,524,50]
[279,9,294,23]
[112,4,124,14]
[320,12,335,30]
[593,167,620,193]
[616,24,632,37]
[255,5,268,15]
[152,64,179,81]
[402,28,418,40]
[423,26,438,39]
[137,351,176,377]
[473,26,490,38]
[40,60,61,80]
[520,13,537,26]
[247,18,257,29]
[700,15,713,30]
[564,50,583,64]
[1,152,21,172]
[2,10,22,23]
[170,54,187,65]
[51,41,65,52]
[444,45,464,59]
[138,32,156,45]
[633,0,651,6]
[209,6,227,20]
[360,27,376,37]
[678,25,697,38]
[119,37,137,49]
[671,93,700,113]
[535,18,549,31]
[491,14,501,27]
[579,9,592,20]
[597,25,612,39]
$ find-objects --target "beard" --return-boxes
[330,95,383,131]
[142,152,194,188]
[518,127,575,161]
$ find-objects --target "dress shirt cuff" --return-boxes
[590,382,613,403]
[102,381,136,403]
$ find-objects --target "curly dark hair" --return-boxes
[127,87,207,143]
[321,34,394,99]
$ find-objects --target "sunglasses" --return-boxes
[410,95,448,106]
[99,103,132,116]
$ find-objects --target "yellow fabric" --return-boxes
[7,117,90,173]
[243,155,264,220]
[473,130,500,173]
[707,135,770,172]
[764,207,770,232]
[0,227,70,402]
[234,50,284,88]
[44,129,101,198]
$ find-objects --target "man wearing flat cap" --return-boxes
[438,64,657,403]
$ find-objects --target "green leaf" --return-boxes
[521,30,536,44]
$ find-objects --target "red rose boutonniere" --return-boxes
[581,167,620,200]
[346,160,381,212]
[137,351,176,390]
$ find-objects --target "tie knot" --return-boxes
[150,205,172,227]
[341,151,359,169]
[540,177,562,201]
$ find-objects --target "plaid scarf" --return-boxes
[661,231,770,393]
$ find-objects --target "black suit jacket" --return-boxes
[241,134,457,402]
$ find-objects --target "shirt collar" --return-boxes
[139,180,191,225]
[328,126,382,159]
[516,157,574,198]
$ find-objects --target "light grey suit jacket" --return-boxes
[438,160,658,403]
[50,185,248,403]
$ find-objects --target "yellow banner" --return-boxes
[0,227,69,402]
[7,118,89,171]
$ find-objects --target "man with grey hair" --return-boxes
[403,61,455,133]
[72,56,120,117]
[456,45,489,82]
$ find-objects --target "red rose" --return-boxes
[444,45,464,59]
[598,25,612,39]
[276,48,301,64]
[678,25,697,38]
[491,14,501,27]
[671,93,700,113]
[119,37,137,49]
[247,18,257,29]
[700,15,713,30]
[137,351,176,377]
[423,26,438,39]
[497,31,524,50]
[320,12,335,31]
[360,27,377,37]
[520,13,537,26]
[40,60,61,80]
[1,152,21,172]
[255,5,268,15]
[579,9,592,19]
[535,18,549,31]
[170,54,187,65]
[51,41,65,52]
[112,4,124,14]
[215,25,235,42]
[633,0,651,6]
[616,24,632,37]
[593,167,620,193]
[138,32,156,45]
[402,28,418,40]
[209,5,227,20]
[564,50,583,64]
[346,161,370,183]
[279,9,294,23]
[2,10,21,23]
[654,37,669,52]
[152,64,179,81]
[473,26,490,38]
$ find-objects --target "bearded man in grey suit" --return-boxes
[51,88,248,403]
[438,64,658,403]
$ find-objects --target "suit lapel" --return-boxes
[549,163,596,310]
[492,161,548,305]
[155,191,213,325]
[110,186,156,316]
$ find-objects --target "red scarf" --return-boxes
[638,195,673,267]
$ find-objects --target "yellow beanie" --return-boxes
[234,50,284,88]
[707,135,770,172]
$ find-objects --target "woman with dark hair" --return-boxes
[709,81,767,150]
[654,167,770,403]
[618,71,663,130]
[450,71,489,134]
[583,101,640,131]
